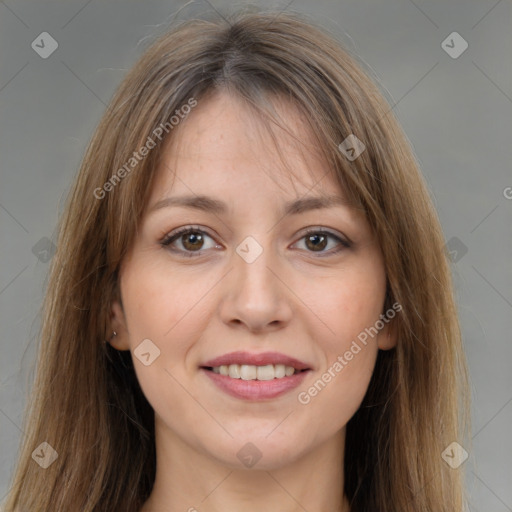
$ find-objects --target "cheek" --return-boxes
[293,261,384,424]
[119,259,217,402]
[120,244,386,445]
[302,261,386,349]
[121,257,218,345]
[295,338,378,443]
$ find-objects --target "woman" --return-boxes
[3,9,470,512]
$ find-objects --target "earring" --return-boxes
[104,331,117,344]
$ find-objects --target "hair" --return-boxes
[3,9,470,512]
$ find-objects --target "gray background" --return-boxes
[1,0,511,510]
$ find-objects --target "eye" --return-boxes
[161,226,351,258]
[293,228,351,256]
[160,226,220,257]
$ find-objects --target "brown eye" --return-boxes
[181,231,204,251]
[294,229,351,256]
[161,227,219,256]
[305,233,328,251]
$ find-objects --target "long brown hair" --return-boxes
[3,9,470,511]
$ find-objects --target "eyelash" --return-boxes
[160,226,351,258]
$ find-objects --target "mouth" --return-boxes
[200,351,312,400]
[202,363,308,380]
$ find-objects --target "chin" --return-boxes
[199,429,310,471]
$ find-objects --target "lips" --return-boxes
[200,351,312,400]
[201,351,311,371]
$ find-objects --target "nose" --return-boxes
[218,239,293,333]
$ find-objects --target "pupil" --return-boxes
[307,234,327,251]
[184,232,203,250]
[180,233,328,252]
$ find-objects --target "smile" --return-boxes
[200,351,312,400]
[208,363,300,380]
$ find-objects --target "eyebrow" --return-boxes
[148,194,350,216]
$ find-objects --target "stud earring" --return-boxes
[104,331,117,344]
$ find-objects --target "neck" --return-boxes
[141,417,349,512]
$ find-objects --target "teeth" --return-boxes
[211,363,298,380]
[274,364,286,378]
[228,364,241,379]
[256,364,274,381]
[240,365,257,380]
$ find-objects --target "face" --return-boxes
[110,91,395,470]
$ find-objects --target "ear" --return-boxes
[108,300,131,351]
[377,319,397,351]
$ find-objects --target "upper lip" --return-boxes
[201,351,311,371]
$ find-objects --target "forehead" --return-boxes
[150,91,345,205]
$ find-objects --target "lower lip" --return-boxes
[201,368,310,400]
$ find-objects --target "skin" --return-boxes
[109,91,396,512]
